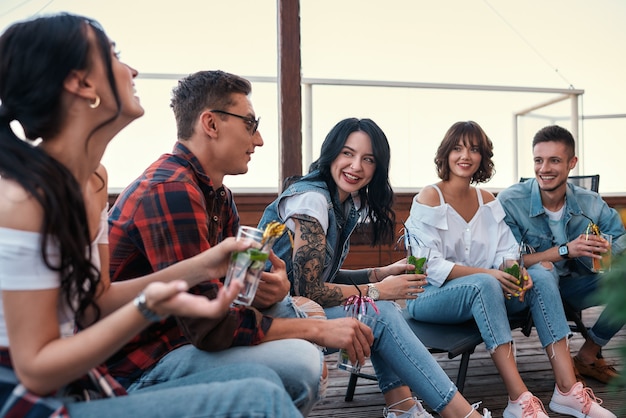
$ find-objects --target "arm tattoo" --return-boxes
[292,214,343,307]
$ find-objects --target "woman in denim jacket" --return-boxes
[260,117,491,418]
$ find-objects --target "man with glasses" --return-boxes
[105,70,373,416]
[210,109,260,134]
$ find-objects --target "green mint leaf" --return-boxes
[504,264,520,279]
[408,255,427,274]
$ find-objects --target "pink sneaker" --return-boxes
[503,391,548,418]
[549,382,616,418]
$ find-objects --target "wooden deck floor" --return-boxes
[309,307,626,417]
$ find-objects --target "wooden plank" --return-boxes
[310,307,626,417]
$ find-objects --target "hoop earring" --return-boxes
[89,95,101,109]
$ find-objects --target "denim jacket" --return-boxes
[258,171,361,291]
[497,178,626,278]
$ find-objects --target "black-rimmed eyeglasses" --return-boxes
[210,109,260,135]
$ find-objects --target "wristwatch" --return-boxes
[366,284,380,301]
[133,292,167,322]
[558,243,569,259]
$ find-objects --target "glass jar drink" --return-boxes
[224,226,269,306]
[592,233,612,273]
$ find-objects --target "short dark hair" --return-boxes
[171,70,252,139]
[435,121,495,184]
[532,125,576,158]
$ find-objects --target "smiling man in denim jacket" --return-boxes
[498,125,625,384]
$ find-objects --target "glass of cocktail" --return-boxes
[224,226,269,306]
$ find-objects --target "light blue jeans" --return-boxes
[325,301,457,413]
[559,272,625,346]
[123,341,322,416]
[406,264,571,351]
[118,296,324,416]
[66,363,302,417]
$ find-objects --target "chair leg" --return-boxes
[521,312,534,337]
[563,300,591,341]
[345,373,359,402]
[455,351,471,393]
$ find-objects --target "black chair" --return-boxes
[518,175,600,339]
[344,311,483,401]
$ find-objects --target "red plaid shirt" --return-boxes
[106,142,272,381]
[1,349,126,416]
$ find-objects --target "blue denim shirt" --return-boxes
[258,171,361,292]
[497,178,626,278]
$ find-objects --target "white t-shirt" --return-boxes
[279,191,361,234]
[279,192,330,234]
[0,205,108,345]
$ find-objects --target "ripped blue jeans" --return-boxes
[406,264,571,352]
[325,301,457,413]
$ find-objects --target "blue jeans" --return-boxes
[407,265,571,351]
[559,272,625,346]
[66,363,302,417]
[325,301,457,413]
[121,340,322,417]
[117,296,323,416]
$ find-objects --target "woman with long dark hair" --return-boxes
[0,13,300,417]
[260,117,492,418]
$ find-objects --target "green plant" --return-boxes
[595,252,626,407]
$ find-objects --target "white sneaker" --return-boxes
[503,391,548,418]
[384,396,434,418]
[466,401,492,418]
[549,382,616,418]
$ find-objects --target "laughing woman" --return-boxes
[259,117,491,418]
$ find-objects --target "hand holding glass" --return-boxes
[223,226,269,306]
[500,257,523,300]
[591,233,612,273]
[337,313,377,374]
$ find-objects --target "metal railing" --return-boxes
[137,73,587,185]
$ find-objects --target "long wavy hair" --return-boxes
[0,13,122,327]
[307,118,395,246]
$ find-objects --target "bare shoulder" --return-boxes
[0,178,43,231]
[416,185,441,207]
[478,187,496,203]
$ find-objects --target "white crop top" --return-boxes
[0,205,108,345]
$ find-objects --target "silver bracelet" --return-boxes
[133,292,166,322]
